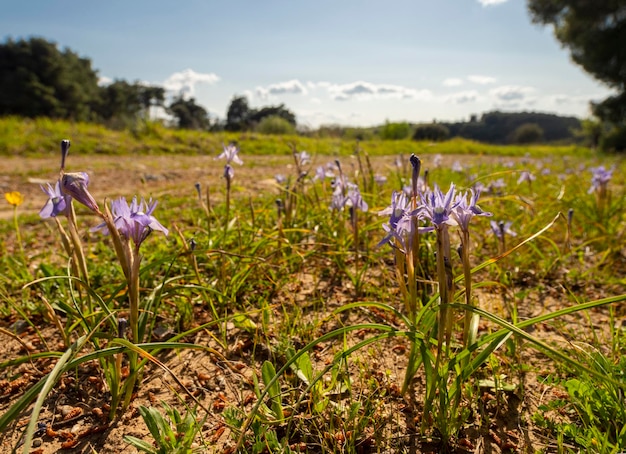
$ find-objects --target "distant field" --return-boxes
[0,116,592,158]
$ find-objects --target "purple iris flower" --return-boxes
[432,154,443,168]
[452,189,492,232]
[329,171,348,210]
[217,143,243,165]
[374,174,387,186]
[451,161,463,173]
[275,174,287,185]
[490,178,506,190]
[490,220,516,239]
[473,182,488,194]
[224,164,234,182]
[344,183,368,213]
[39,180,70,218]
[419,183,458,228]
[93,196,168,247]
[402,177,427,197]
[517,171,535,185]
[330,185,346,211]
[378,191,422,248]
[588,165,613,194]
[61,172,100,213]
[295,151,311,167]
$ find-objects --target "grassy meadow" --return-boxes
[0,117,625,453]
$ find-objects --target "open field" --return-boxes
[0,123,625,453]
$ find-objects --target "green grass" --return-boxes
[0,116,592,158]
[0,118,624,453]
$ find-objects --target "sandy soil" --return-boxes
[0,153,620,453]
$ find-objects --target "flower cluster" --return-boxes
[380,182,491,251]
[93,197,169,247]
[588,165,613,194]
[40,140,168,249]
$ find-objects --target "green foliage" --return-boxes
[226,95,297,132]
[412,123,450,142]
[124,402,203,454]
[378,120,410,140]
[599,123,626,151]
[168,96,211,130]
[96,80,164,127]
[528,0,626,126]
[0,37,100,121]
[0,117,591,158]
[445,111,579,144]
[250,104,296,127]
[509,122,544,144]
[534,350,626,452]
[255,115,296,135]
[225,95,252,131]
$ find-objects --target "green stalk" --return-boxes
[66,203,91,313]
[12,205,27,272]
[460,230,478,348]
[224,178,231,235]
[122,246,142,411]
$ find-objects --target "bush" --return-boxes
[412,123,450,142]
[379,121,410,140]
[600,125,626,151]
[255,115,296,135]
[509,123,544,144]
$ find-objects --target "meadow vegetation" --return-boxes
[0,118,624,453]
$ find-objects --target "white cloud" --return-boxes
[490,85,534,102]
[98,75,113,86]
[444,90,480,104]
[478,0,509,6]
[163,69,220,97]
[443,78,464,87]
[296,109,349,128]
[467,75,497,85]
[327,81,431,101]
[307,80,331,89]
[256,79,308,99]
[549,94,599,106]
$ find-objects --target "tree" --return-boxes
[528,1,626,124]
[96,80,142,122]
[249,104,296,127]
[509,123,544,144]
[138,85,165,120]
[0,37,100,120]
[168,97,210,130]
[412,123,450,142]
[225,95,252,131]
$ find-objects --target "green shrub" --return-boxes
[509,123,544,144]
[379,121,410,140]
[600,125,626,151]
[255,115,296,135]
[412,123,450,142]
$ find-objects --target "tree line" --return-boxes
[0,37,296,133]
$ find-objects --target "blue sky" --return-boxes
[1,0,614,127]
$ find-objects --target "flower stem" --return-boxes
[12,206,28,274]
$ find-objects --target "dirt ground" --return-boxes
[0,153,621,453]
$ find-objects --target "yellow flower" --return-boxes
[5,191,24,207]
